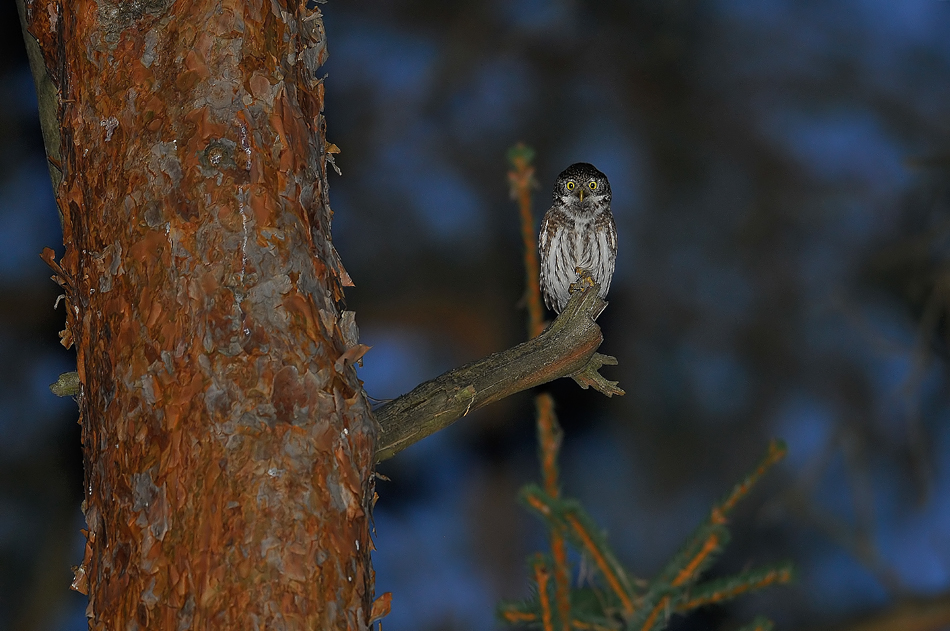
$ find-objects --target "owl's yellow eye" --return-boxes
[589,181,597,190]
[567,181,575,190]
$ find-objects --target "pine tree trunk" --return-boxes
[21,1,376,628]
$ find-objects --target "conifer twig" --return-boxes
[532,555,556,631]
[564,512,635,616]
[520,487,635,617]
[508,143,545,340]
[499,605,536,626]
[668,526,729,587]
[676,564,794,611]
[632,441,791,630]
[713,439,787,520]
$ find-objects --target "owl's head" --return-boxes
[553,162,611,208]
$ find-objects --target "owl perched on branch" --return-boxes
[539,162,618,313]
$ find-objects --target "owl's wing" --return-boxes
[538,208,560,312]
[597,211,618,297]
[607,212,617,254]
[538,209,553,255]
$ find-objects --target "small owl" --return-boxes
[539,162,618,313]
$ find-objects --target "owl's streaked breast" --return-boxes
[538,163,618,313]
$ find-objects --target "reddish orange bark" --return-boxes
[25,1,376,628]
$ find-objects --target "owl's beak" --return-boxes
[578,189,585,202]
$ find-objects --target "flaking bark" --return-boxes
[20,1,376,629]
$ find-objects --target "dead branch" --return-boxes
[374,284,622,462]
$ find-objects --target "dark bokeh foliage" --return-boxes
[3,1,950,630]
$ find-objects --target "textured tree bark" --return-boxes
[21,1,377,629]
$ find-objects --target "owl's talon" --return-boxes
[568,268,597,295]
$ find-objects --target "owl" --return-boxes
[539,162,618,313]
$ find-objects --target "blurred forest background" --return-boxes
[3,1,950,630]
